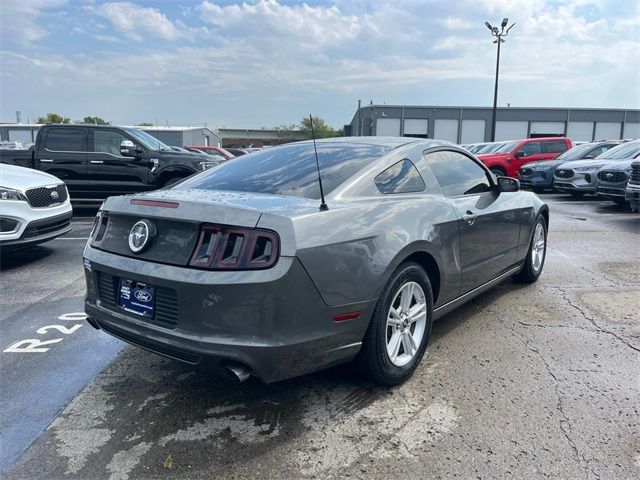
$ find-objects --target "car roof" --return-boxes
[294,136,451,150]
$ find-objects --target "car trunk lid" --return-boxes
[93,189,322,265]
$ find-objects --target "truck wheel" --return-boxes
[356,262,434,386]
[514,215,547,283]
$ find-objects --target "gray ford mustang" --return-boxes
[83,137,548,385]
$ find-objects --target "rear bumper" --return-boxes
[83,246,373,383]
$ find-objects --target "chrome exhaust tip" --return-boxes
[225,365,251,383]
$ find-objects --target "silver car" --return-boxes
[554,141,640,196]
[83,138,548,385]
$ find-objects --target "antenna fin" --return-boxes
[309,114,328,211]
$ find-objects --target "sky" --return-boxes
[1,0,638,129]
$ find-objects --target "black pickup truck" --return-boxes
[0,124,222,202]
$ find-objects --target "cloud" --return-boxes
[0,0,638,126]
[86,2,184,41]
[0,0,67,45]
[438,17,475,30]
[198,0,369,45]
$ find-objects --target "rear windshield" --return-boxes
[596,142,640,159]
[177,142,392,199]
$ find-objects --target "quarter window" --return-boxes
[375,159,426,194]
[425,151,492,197]
[44,128,84,152]
[93,130,129,156]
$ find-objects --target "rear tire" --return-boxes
[356,262,434,386]
[514,215,547,283]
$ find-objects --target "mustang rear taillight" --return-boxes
[189,224,279,270]
[89,211,109,245]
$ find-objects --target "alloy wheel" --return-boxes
[531,222,546,273]
[385,281,427,367]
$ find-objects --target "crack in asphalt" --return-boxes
[497,315,599,480]
[551,286,640,354]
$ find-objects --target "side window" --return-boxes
[425,151,492,197]
[375,159,426,194]
[44,128,84,152]
[545,141,568,153]
[589,145,610,157]
[517,142,542,156]
[93,130,129,156]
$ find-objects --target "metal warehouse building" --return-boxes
[134,126,221,148]
[348,106,640,143]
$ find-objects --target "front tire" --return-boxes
[514,215,547,283]
[357,262,434,385]
[490,167,507,177]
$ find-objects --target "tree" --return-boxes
[299,116,341,139]
[37,113,70,124]
[76,116,110,125]
[274,123,300,140]
[275,117,341,141]
[136,122,154,126]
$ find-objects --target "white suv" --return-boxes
[0,164,72,249]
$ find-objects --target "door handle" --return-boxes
[90,160,104,164]
[40,158,54,163]
[462,210,477,225]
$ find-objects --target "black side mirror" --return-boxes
[513,151,525,158]
[120,140,142,158]
[497,176,520,192]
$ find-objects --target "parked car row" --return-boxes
[522,140,640,207]
[518,140,623,192]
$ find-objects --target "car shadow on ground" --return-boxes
[17,276,531,479]
[0,245,55,271]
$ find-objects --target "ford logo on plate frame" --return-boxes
[134,290,152,302]
[128,220,156,253]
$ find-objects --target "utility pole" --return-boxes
[485,18,515,142]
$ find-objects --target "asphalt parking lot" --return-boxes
[1,195,639,479]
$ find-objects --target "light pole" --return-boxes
[485,18,515,142]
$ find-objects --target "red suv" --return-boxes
[477,137,573,177]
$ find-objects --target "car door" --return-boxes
[512,141,544,171]
[424,150,523,293]
[38,127,88,198]
[87,129,151,199]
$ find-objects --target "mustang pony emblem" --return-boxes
[128,220,155,253]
